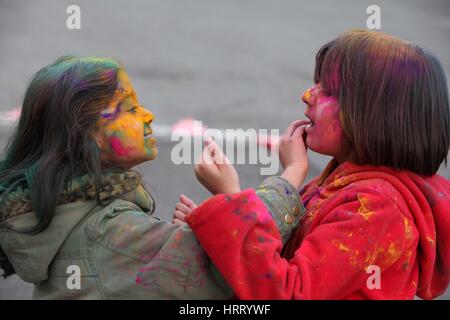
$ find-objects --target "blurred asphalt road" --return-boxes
[0,0,449,299]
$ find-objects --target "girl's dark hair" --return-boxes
[315,30,450,176]
[0,55,121,235]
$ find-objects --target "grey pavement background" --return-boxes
[0,0,449,299]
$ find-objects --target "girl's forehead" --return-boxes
[115,70,137,100]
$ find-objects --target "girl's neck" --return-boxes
[334,155,348,165]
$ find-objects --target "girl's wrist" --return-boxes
[281,165,307,189]
[214,183,241,195]
[225,185,241,194]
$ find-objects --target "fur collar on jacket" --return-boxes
[0,170,154,222]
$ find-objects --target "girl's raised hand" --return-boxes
[279,120,310,189]
[194,138,241,195]
[172,194,197,226]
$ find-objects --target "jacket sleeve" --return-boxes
[186,186,409,299]
[86,201,233,299]
[255,176,305,244]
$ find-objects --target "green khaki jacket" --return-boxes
[0,171,304,299]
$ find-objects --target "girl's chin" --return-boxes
[304,132,314,146]
[145,146,158,160]
[145,136,157,144]
[119,152,158,169]
[304,135,327,155]
[305,140,342,159]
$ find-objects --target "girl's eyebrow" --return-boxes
[119,95,139,108]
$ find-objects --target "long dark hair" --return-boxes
[0,55,121,234]
[314,30,450,176]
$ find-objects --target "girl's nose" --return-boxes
[142,107,154,122]
[302,88,312,105]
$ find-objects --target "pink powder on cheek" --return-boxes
[318,96,339,109]
[324,122,341,140]
[109,136,132,157]
[307,110,344,154]
[320,112,342,141]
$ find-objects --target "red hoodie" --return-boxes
[186,159,450,299]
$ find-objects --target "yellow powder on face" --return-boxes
[102,101,154,155]
[303,88,312,102]
[106,117,142,153]
[95,69,157,166]
[357,194,375,221]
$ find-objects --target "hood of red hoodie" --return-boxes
[400,171,450,299]
[316,159,450,299]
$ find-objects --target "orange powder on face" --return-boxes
[302,88,312,103]
[96,69,157,166]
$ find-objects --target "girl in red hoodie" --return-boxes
[177,30,450,299]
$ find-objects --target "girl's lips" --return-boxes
[145,133,157,145]
[304,117,314,130]
[304,114,315,126]
[304,119,314,133]
[146,137,157,144]
[144,126,156,144]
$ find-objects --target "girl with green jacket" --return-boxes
[0,56,305,299]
